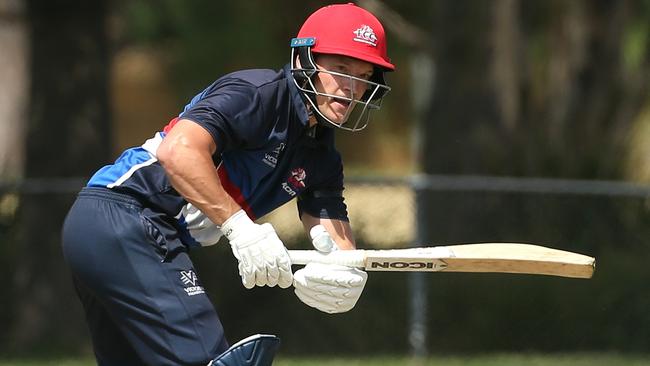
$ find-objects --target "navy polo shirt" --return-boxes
[88,65,348,247]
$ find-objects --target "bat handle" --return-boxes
[288,250,366,268]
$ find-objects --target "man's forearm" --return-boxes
[165,157,239,225]
[157,120,240,225]
[301,214,356,250]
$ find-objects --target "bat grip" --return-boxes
[288,250,366,268]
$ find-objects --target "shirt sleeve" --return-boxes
[297,154,349,222]
[179,79,269,155]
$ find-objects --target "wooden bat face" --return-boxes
[289,243,596,279]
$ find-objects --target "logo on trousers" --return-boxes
[180,270,205,296]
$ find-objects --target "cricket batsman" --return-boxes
[62,3,395,365]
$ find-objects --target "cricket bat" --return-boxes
[288,243,596,279]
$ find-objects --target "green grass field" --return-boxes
[1,354,650,366]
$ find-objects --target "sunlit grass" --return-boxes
[1,354,650,366]
[277,354,650,366]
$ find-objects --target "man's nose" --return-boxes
[342,79,364,98]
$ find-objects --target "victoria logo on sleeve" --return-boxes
[263,143,286,168]
[353,25,378,47]
[180,270,205,296]
[281,168,307,197]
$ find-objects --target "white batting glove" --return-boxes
[293,263,367,314]
[294,226,367,313]
[221,210,293,289]
[309,225,339,253]
[181,203,223,246]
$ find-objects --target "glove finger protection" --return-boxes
[259,223,293,288]
[275,250,293,289]
[239,242,261,289]
[293,262,367,314]
[294,280,361,314]
[294,289,340,314]
[221,211,293,289]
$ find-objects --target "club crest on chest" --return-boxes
[282,168,307,197]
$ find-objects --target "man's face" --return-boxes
[312,54,374,125]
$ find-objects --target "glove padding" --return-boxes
[222,210,293,289]
[293,263,367,314]
[181,203,222,246]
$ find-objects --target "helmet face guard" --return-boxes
[290,38,391,132]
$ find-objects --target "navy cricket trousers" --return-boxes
[62,187,229,365]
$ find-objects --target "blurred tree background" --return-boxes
[1,0,650,359]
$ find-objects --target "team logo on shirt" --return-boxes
[288,168,307,188]
[282,168,307,197]
[180,270,205,296]
[353,25,378,47]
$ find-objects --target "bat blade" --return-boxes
[288,243,596,279]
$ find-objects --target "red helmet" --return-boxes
[297,3,394,71]
[290,3,394,132]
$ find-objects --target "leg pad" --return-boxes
[209,334,280,366]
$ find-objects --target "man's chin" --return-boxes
[320,111,346,126]
[316,104,349,125]
[329,117,347,126]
